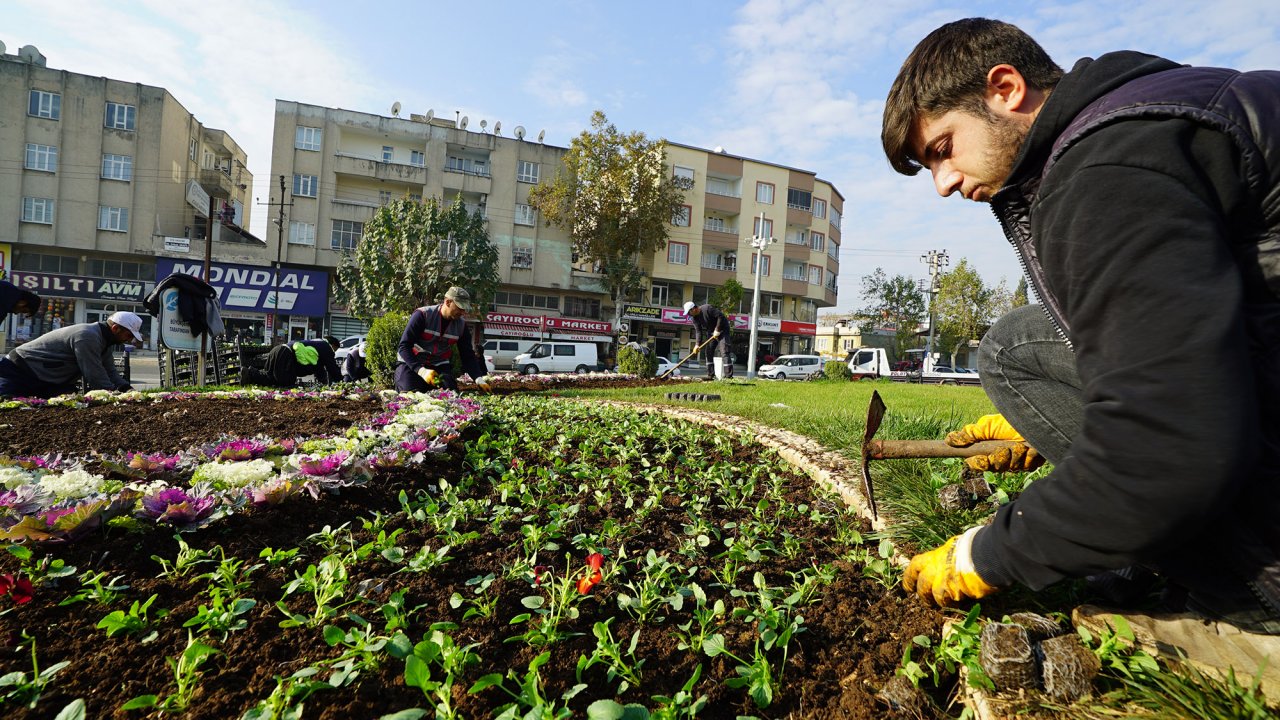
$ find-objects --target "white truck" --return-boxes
[845,347,894,380]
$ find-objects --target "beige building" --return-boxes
[0,42,254,348]
[268,100,841,365]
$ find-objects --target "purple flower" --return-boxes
[400,438,429,454]
[140,488,216,526]
[296,451,349,477]
[0,485,53,517]
[39,505,78,528]
[127,452,182,473]
[213,439,268,461]
[246,477,305,507]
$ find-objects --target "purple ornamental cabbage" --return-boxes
[140,488,216,526]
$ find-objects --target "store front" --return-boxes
[620,302,817,369]
[5,270,154,348]
[155,259,329,346]
[483,312,614,361]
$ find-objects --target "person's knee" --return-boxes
[979,304,1052,376]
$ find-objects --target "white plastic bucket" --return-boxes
[713,357,725,380]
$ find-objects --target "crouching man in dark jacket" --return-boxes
[395,287,490,392]
[0,311,140,398]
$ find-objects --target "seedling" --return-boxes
[0,634,70,710]
[97,594,166,641]
[59,570,129,607]
[575,618,645,692]
[122,632,220,713]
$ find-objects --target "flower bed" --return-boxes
[0,394,943,719]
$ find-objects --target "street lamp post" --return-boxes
[746,211,776,380]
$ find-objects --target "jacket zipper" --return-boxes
[990,201,1074,351]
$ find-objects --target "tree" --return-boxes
[855,268,927,358]
[933,259,1011,367]
[1012,277,1029,308]
[710,278,745,315]
[334,196,499,319]
[527,110,692,328]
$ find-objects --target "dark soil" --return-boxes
[0,394,948,720]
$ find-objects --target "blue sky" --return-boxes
[8,0,1280,314]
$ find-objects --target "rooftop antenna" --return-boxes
[424,109,434,122]
[514,125,526,140]
[493,121,502,135]
[479,119,488,132]
[391,101,401,117]
[537,129,545,143]
[460,115,469,130]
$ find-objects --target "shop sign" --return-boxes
[481,313,612,335]
[156,259,329,316]
[546,317,611,333]
[485,313,544,329]
[163,236,190,253]
[780,320,817,336]
[8,271,151,302]
[158,287,204,351]
[621,303,663,321]
[550,333,611,343]
[185,180,210,217]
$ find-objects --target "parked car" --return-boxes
[758,354,823,380]
[513,342,601,375]
[654,357,682,377]
[333,334,366,362]
[482,339,538,370]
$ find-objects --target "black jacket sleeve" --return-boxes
[306,340,341,384]
[972,120,1260,589]
[397,310,427,372]
[457,324,487,380]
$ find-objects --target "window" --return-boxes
[826,269,838,292]
[409,193,422,203]
[808,264,824,285]
[672,205,691,227]
[331,220,363,250]
[667,242,689,265]
[750,253,771,276]
[674,166,695,184]
[410,150,425,167]
[693,285,716,306]
[515,204,536,226]
[752,216,773,238]
[812,198,826,219]
[289,221,316,246]
[104,102,136,131]
[446,156,488,176]
[786,188,812,210]
[827,239,839,260]
[494,291,559,310]
[564,296,601,319]
[786,229,808,245]
[830,206,841,230]
[24,144,57,172]
[517,161,539,184]
[650,282,670,306]
[382,146,394,162]
[809,231,825,252]
[701,251,736,272]
[511,247,533,269]
[17,253,78,274]
[440,237,460,260]
[704,216,726,232]
[189,138,198,160]
[29,90,60,119]
[756,182,774,204]
[378,190,393,206]
[98,206,129,232]
[102,153,132,181]
[768,295,782,316]
[783,261,807,281]
[293,174,318,198]
[295,126,322,151]
[706,177,737,197]
[88,258,153,280]
[21,197,54,224]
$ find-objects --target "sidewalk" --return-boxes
[125,349,162,390]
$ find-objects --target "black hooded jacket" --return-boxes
[976,52,1280,612]
[0,280,39,325]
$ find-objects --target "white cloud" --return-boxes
[523,49,591,108]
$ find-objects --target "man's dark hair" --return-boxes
[882,18,1063,176]
[324,335,340,350]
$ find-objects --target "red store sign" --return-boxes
[483,312,612,335]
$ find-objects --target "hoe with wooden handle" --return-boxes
[860,390,1019,520]
[658,335,718,380]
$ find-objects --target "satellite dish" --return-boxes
[493,121,501,135]
[714,146,725,154]
[460,115,469,129]
[479,119,488,131]
[514,125,526,140]
[537,129,545,143]
[0,41,6,55]
[391,101,401,117]
[424,109,434,122]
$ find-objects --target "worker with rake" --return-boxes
[883,18,1280,636]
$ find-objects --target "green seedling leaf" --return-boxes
[378,711,428,720]
[54,699,87,720]
[121,695,159,710]
[468,673,504,694]
[702,633,727,657]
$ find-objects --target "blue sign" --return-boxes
[155,259,330,317]
[158,287,203,351]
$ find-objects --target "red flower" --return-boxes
[577,553,605,595]
[0,574,33,605]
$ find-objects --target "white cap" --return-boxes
[108,311,144,342]
[682,301,696,316]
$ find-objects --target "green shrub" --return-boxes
[824,360,851,381]
[617,344,657,378]
[365,311,409,387]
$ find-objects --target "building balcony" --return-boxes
[701,227,740,249]
[199,169,237,198]
[441,167,492,196]
[704,191,741,215]
[332,153,427,185]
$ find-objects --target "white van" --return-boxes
[513,342,601,375]
[482,339,537,370]
[758,354,823,380]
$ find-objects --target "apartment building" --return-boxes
[268,101,840,363]
[0,42,255,349]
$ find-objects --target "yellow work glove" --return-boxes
[903,527,1000,606]
[711,330,721,339]
[416,367,439,385]
[946,414,1044,473]
[475,375,493,393]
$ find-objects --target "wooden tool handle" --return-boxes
[866,439,1019,460]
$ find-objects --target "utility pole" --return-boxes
[257,175,292,345]
[746,211,777,380]
[921,249,949,369]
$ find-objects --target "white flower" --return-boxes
[117,390,145,401]
[125,478,171,495]
[84,390,115,401]
[38,468,106,500]
[191,459,277,489]
[0,466,35,490]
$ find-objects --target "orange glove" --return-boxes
[903,527,1000,606]
[946,414,1044,473]
[416,367,439,386]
